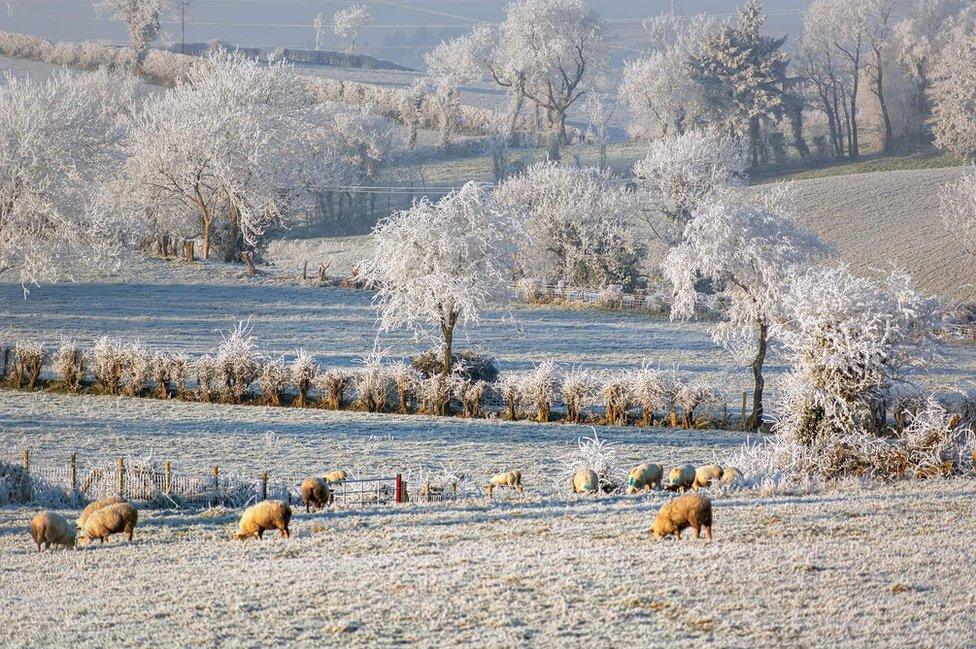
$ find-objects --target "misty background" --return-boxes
[1,0,811,69]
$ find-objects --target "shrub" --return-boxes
[417,373,452,416]
[412,348,499,383]
[11,340,44,390]
[675,377,717,428]
[91,336,124,395]
[498,372,524,420]
[0,462,32,504]
[260,357,288,406]
[314,369,350,410]
[561,366,592,424]
[601,373,631,426]
[459,380,487,418]
[355,355,394,413]
[54,339,83,392]
[388,361,421,413]
[120,343,151,397]
[150,351,171,399]
[169,352,190,399]
[215,322,261,404]
[290,349,317,407]
[629,364,663,427]
[521,361,560,423]
[195,355,218,402]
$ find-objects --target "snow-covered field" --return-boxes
[2,477,973,647]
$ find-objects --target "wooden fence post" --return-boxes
[260,470,268,501]
[21,448,29,473]
[740,391,748,431]
[163,461,171,494]
[116,457,125,496]
[70,453,77,495]
[395,474,403,504]
[212,466,220,505]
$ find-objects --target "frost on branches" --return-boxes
[361,182,522,378]
[0,70,135,290]
[119,50,351,262]
[939,168,976,256]
[93,0,167,69]
[633,130,748,241]
[769,265,948,479]
[495,162,645,289]
[332,4,373,54]
[664,187,827,430]
[929,19,976,160]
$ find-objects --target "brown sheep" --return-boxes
[666,464,696,492]
[693,464,723,490]
[301,477,332,512]
[626,463,663,494]
[30,511,76,551]
[80,502,138,544]
[235,500,292,540]
[572,468,600,494]
[76,494,126,531]
[323,470,347,484]
[651,493,713,540]
[720,466,743,486]
[485,470,523,498]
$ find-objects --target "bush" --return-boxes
[120,343,151,397]
[0,462,32,504]
[91,336,124,395]
[561,366,592,424]
[12,340,44,390]
[290,349,317,407]
[54,339,84,392]
[314,369,350,410]
[260,357,288,406]
[521,361,560,423]
[411,349,499,383]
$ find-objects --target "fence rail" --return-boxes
[2,449,422,510]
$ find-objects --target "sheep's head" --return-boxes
[650,517,671,539]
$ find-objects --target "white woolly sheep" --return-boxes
[80,502,138,544]
[572,468,600,494]
[323,470,347,484]
[626,463,663,494]
[235,500,292,540]
[301,477,331,512]
[720,466,743,486]
[76,495,126,531]
[666,464,696,492]
[651,493,713,540]
[485,470,523,498]
[30,511,76,551]
[693,464,724,490]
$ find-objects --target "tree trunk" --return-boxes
[749,116,761,169]
[748,320,768,432]
[202,218,211,260]
[439,311,458,379]
[849,56,860,160]
[873,52,894,153]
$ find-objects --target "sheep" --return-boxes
[625,463,663,494]
[666,464,696,492]
[76,494,126,531]
[693,464,724,490]
[720,466,743,486]
[301,477,331,513]
[651,493,713,540]
[79,502,138,544]
[572,468,600,494]
[235,500,292,540]
[323,469,347,484]
[30,511,76,551]
[484,470,523,499]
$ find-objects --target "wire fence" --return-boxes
[0,449,437,510]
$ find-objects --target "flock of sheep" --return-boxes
[26,462,738,551]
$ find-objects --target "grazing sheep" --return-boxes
[720,466,743,486]
[484,470,523,499]
[693,464,724,490]
[626,463,663,494]
[666,464,696,492]
[235,500,292,540]
[80,502,138,544]
[30,511,76,551]
[76,494,126,531]
[323,470,347,484]
[572,468,600,494]
[651,493,713,540]
[300,477,332,512]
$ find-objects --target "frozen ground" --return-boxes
[1,477,973,647]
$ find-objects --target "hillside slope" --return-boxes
[789,166,975,302]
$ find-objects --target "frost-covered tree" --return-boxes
[862,0,901,153]
[930,20,976,160]
[93,0,167,70]
[312,12,326,51]
[619,14,719,140]
[580,93,615,171]
[633,130,748,243]
[801,0,867,160]
[690,0,794,168]
[0,70,136,290]
[332,4,373,54]
[495,162,645,289]
[172,0,193,53]
[663,188,827,430]
[362,183,522,378]
[940,168,976,255]
[435,0,608,148]
[119,51,347,261]
[775,265,939,458]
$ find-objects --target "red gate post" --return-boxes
[395,474,403,504]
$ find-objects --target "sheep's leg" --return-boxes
[280,526,289,539]
[706,525,712,540]
[36,542,42,552]
[675,529,682,540]
[257,529,264,539]
[127,529,133,542]
[693,525,701,539]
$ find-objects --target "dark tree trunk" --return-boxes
[748,320,769,432]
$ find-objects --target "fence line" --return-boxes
[2,449,428,510]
